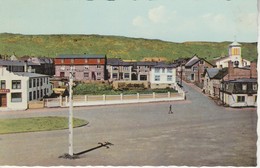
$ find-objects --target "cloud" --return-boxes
[132,16,145,27]
[148,5,175,24]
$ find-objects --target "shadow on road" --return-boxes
[74,141,114,156]
[59,142,114,159]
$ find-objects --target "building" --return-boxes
[54,54,107,81]
[183,55,214,86]
[135,62,158,81]
[107,58,133,81]
[203,68,228,98]
[0,66,52,111]
[220,78,257,107]
[214,41,250,68]
[150,63,177,89]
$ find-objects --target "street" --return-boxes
[0,82,257,166]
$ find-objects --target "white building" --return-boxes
[215,41,250,68]
[150,64,177,89]
[0,66,52,111]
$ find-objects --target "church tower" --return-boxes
[228,40,242,67]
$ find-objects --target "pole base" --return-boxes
[58,153,79,160]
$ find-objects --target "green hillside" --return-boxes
[0,33,257,61]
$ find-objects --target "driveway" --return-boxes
[0,82,257,166]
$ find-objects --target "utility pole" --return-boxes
[68,66,74,156]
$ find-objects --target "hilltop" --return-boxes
[0,33,257,61]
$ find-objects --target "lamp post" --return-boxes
[68,66,74,156]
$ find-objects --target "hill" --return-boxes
[0,33,257,61]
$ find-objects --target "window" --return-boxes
[200,60,204,64]
[29,79,32,88]
[46,78,49,84]
[167,75,172,81]
[253,84,257,91]
[155,68,160,73]
[112,67,118,70]
[0,80,6,89]
[84,72,89,78]
[124,73,130,79]
[84,66,89,70]
[192,66,198,71]
[237,96,245,102]
[123,66,129,71]
[33,79,36,87]
[113,73,118,78]
[40,78,43,86]
[255,96,257,102]
[37,90,39,99]
[29,92,32,101]
[225,84,229,90]
[155,75,160,81]
[167,68,172,73]
[40,89,43,98]
[97,65,101,69]
[60,72,65,77]
[140,75,147,81]
[12,80,21,89]
[97,72,101,77]
[242,84,247,91]
[11,93,22,102]
[33,91,36,99]
[37,79,39,87]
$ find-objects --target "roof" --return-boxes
[213,68,228,79]
[56,54,106,59]
[136,62,158,66]
[154,63,178,68]
[205,68,221,79]
[184,55,201,68]
[224,78,257,83]
[107,58,134,66]
[229,41,241,46]
[13,72,49,78]
[0,59,38,66]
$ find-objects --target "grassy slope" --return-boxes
[0,33,257,61]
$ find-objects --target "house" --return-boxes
[203,68,228,98]
[150,63,177,89]
[0,66,52,111]
[203,60,257,107]
[0,59,38,73]
[214,41,250,68]
[135,61,158,81]
[183,55,214,86]
[54,54,107,81]
[220,78,257,107]
[107,58,133,81]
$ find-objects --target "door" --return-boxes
[0,94,7,107]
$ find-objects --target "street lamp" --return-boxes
[68,66,74,156]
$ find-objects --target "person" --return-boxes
[169,105,173,114]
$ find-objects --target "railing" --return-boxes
[44,91,185,108]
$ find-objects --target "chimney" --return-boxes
[24,60,28,72]
[228,61,234,80]
[250,61,257,78]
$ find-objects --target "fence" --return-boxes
[44,89,185,108]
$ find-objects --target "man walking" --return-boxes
[168,105,173,114]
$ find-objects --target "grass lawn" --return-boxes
[0,116,88,134]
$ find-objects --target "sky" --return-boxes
[0,0,258,43]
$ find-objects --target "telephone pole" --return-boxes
[68,66,74,156]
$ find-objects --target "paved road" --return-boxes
[0,82,257,166]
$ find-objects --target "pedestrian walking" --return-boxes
[168,105,173,114]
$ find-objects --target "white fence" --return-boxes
[44,90,185,108]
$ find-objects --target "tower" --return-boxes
[228,40,242,67]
